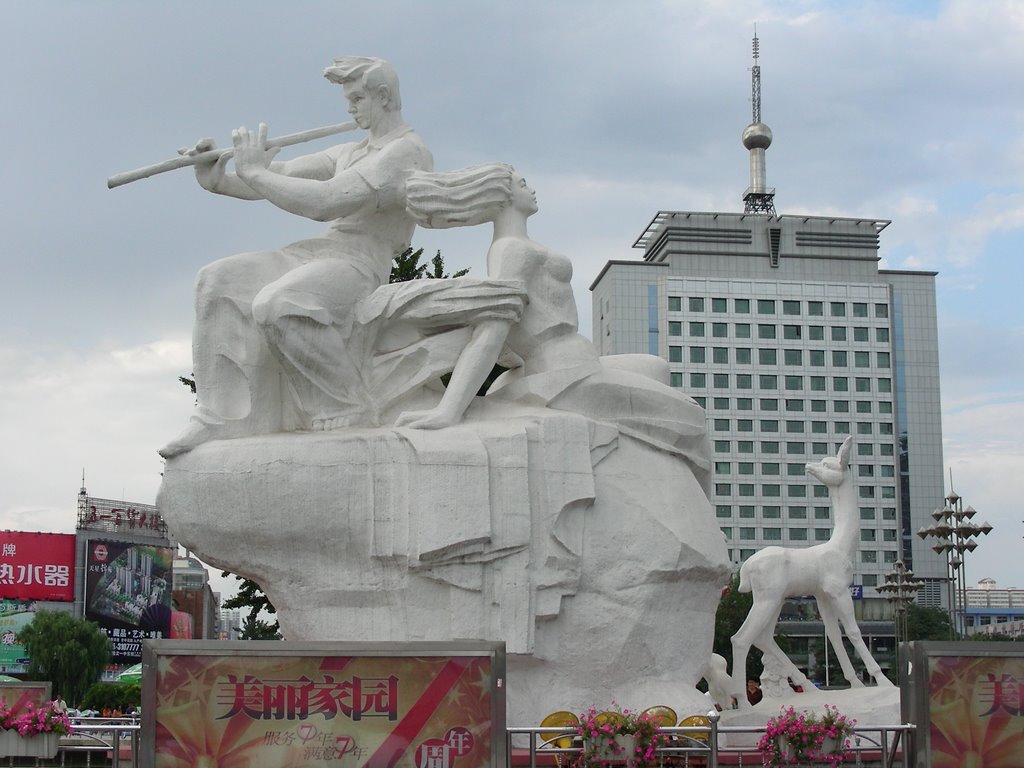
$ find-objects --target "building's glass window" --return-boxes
[758,324,777,339]
[689,321,705,337]
[861,529,876,542]
[735,323,751,338]
[882,507,897,520]
[760,419,779,432]
[810,376,826,391]
[668,296,682,312]
[689,297,705,312]
[670,372,683,387]
[783,325,802,340]
[693,396,707,408]
[831,326,847,342]
[757,299,776,314]
[762,462,780,475]
[810,400,826,412]
[786,420,805,433]
[760,398,778,411]
[811,421,827,433]
[711,297,728,313]
[759,349,777,365]
[813,486,829,499]
[883,528,897,541]
[716,505,732,518]
[835,421,850,434]
[669,321,682,336]
[853,302,868,318]
[713,418,729,431]
[720,527,732,539]
[879,401,892,414]
[690,347,706,363]
[854,351,870,367]
[832,350,848,367]
[713,397,730,410]
[785,399,804,412]
[736,374,752,389]
[760,375,778,390]
[859,465,874,477]
[808,301,824,316]
[738,440,754,453]
[715,483,731,496]
[690,373,706,388]
[808,325,824,340]
[834,400,849,413]
[714,439,730,451]
[788,485,807,497]
[713,347,729,363]
[812,441,828,454]
[738,462,754,475]
[763,484,781,497]
[875,303,889,318]
[761,441,780,454]
[788,506,807,519]
[863,574,878,586]
[739,527,755,540]
[857,443,874,456]
[814,506,830,519]
[860,508,876,520]
[736,347,752,364]
[876,327,889,342]
[877,352,891,368]
[735,299,751,313]
[879,422,894,436]
[786,442,806,455]
[786,462,804,476]
[715,461,731,474]
[764,528,782,540]
[855,377,871,392]
[669,345,683,362]
[739,505,755,518]
[856,401,872,413]
[833,377,849,392]
[814,528,831,541]
[712,322,728,338]
[784,349,803,366]
[881,486,896,499]
[878,378,892,392]
[782,376,801,391]
[763,506,782,518]
[783,300,800,316]
[713,373,730,388]
[853,327,869,342]
[737,397,753,410]
[830,302,846,317]
[789,528,808,541]
[883,550,898,563]
[737,418,753,432]
[861,550,877,563]
[739,484,755,497]
[859,486,875,499]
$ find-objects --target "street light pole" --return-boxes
[877,560,922,684]
[916,489,993,639]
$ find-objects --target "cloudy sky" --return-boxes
[2,1,1022,599]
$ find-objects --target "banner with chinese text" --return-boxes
[0,532,74,602]
[84,539,173,663]
[142,641,505,768]
[0,681,51,714]
[0,600,38,673]
[905,642,1024,768]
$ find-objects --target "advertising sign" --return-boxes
[904,641,1024,768]
[142,641,506,768]
[0,681,51,714]
[78,497,167,539]
[0,532,75,602]
[85,539,174,663]
[0,600,37,673]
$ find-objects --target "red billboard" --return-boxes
[0,532,75,602]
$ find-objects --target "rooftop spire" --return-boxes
[742,30,776,215]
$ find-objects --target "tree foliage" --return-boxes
[712,574,766,680]
[905,604,954,641]
[80,682,140,712]
[17,611,111,705]
[390,247,469,283]
[221,574,281,640]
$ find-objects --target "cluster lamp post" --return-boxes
[876,560,922,684]
[916,490,992,639]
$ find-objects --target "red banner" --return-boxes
[0,532,75,602]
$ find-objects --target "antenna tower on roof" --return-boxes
[742,29,777,215]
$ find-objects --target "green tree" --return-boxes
[390,246,469,283]
[905,604,954,641]
[221,573,281,640]
[17,611,111,705]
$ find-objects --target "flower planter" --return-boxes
[586,733,637,766]
[0,730,61,758]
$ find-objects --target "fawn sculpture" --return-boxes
[729,436,893,702]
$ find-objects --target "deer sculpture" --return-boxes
[729,435,893,703]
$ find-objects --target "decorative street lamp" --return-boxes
[916,490,993,639]
[876,560,922,684]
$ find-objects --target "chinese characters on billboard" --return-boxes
[78,497,167,537]
[0,532,75,602]
[143,642,505,768]
[0,600,38,673]
[927,653,1024,767]
[85,540,174,663]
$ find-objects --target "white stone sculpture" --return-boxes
[160,56,433,458]
[728,436,893,704]
[151,61,730,726]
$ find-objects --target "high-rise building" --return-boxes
[589,36,947,631]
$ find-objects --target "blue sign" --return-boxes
[849,585,863,600]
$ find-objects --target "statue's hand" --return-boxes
[179,137,229,191]
[231,123,280,180]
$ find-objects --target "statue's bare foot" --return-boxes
[159,420,221,459]
[394,408,458,430]
[312,415,347,431]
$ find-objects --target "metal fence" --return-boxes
[4,717,913,768]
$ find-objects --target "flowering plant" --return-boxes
[758,705,854,766]
[573,705,671,768]
[0,703,73,736]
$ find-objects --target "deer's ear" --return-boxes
[838,435,853,468]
